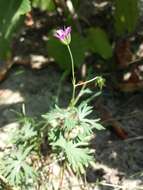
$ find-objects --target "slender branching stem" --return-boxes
[73,83,86,106]
[66,45,101,107]
[75,76,99,87]
[67,45,76,107]
[72,76,100,106]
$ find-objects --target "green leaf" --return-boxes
[66,145,93,174]
[78,103,93,120]
[53,136,93,174]
[0,0,31,59]
[1,148,36,186]
[93,123,105,130]
[11,116,37,148]
[70,0,80,9]
[78,122,93,140]
[47,32,87,70]
[64,118,77,130]
[87,27,112,59]
[114,0,139,35]
[18,0,31,15]
[32,0,55,11]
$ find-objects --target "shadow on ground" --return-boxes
[0,65,71,125]
[87,93,143,189]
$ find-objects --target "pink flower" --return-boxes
[54,26,71,45]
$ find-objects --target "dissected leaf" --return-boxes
[1,147,36,187]
[78,103,93,120]
[53,136,93,174]
[64,117,77,130]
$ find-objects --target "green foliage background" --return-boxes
[0,0,139,67]
[0,0,31,59]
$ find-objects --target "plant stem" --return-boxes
[67,45,76,107]
[75,76,99,87]
[73,83,86,106]
[71,76,100,106]
[58,163,65,190]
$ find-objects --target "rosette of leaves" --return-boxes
[42,102,104,174]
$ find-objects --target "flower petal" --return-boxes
[56,29,64,36]
[65,26,71,36]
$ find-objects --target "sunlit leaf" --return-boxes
[0,0,31,59]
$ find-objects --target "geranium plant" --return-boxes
[42,26,105,188]
[0,26,104,190]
